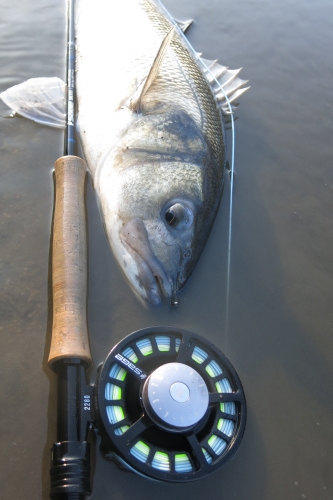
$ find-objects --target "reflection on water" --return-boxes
[0,0,333,499]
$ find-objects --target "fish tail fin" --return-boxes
[0,77,66,128]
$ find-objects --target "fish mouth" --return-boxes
[120,217,173,304]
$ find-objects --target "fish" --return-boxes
[0,0,249,305]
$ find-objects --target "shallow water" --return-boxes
[0,0,333,499]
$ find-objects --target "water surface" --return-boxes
[0,0,332,499]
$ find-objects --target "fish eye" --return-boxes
[164,203,194,230]
[165,208,177,226]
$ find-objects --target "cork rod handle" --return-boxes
[48,156,92,367]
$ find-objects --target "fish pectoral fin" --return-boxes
[174,18,193,33]
[0,77,66,128]
[130,26,176,112]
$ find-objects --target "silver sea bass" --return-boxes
[76,0,247,304]
[0,0,249,305]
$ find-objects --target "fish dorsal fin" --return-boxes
[198,57,250,114]
[174,18,193,33]
[130,26,176,112]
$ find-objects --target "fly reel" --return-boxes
[94,326,246,482]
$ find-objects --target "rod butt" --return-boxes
[50,441,91,500]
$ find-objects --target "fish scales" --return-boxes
[141,0,225,166]
[74,0,227,304]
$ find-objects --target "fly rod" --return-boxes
[48,0,92,498]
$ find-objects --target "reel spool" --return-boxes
[95,326,246,482]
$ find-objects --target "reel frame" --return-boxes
[95,326,246,482]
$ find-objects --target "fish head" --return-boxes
[101,160,218,305]
[98,109,224,305]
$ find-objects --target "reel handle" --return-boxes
[48,156,92,367]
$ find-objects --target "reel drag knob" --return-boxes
[142,363,209,431]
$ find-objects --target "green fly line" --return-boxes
[156,335,171,352]
[192,346,208,364]
[109,363,127,381]
[122,346,138,363]
[136,338,153,356]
